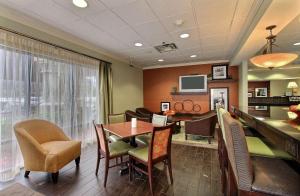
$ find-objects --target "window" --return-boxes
[0,30,100,181]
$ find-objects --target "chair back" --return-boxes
[125,110,151,122]
[93,121,109,155]
[152,114,167,126]
[222,113,253,191]
[218,108,229,145]
[14,119,69,144]
[149,123,174,161]
[108,113,125,124]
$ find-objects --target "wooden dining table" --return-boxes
[103,120,154,147]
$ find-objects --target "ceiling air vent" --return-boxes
[154,42,178,53]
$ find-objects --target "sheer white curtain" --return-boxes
[0,29,100,182]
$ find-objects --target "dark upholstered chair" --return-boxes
[93,121,134,187]
[185,111,217,143]
[125,110,151,122]
[128,123,174,196]
[136,107,154,119]
[222,113,300,196]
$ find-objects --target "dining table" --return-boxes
[103,120,154,147]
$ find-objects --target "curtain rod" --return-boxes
[0,26,111,65]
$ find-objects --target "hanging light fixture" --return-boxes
[250,25,298,69]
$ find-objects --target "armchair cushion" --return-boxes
[246,137,292,159]
[41,140,81,172]
[108,135,122,142]
[136,134,151,145]
[128,146,148,162]
[251,156,300,195]
[109,141,134,157]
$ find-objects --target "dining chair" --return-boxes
[136,114,168,145]
[107,113,125,142]
[222,113,300,196]
[93,121,134,187]
[128,123,174,196]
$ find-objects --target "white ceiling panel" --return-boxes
[161,12,197,33]
[134,21,172,45]
[147,0,193,18]
[112,0,157,26]
[100,0,137,9]
[0,0,264,67]
[53,0,107,17]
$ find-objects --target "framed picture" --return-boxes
[255,106,268,111]
[160,102,170,112]
[210,87,229,111]
[212,64,228,80]
[248,93,253,97]
[255,88,268,97]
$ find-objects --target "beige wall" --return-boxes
[0,15,143,114]
[270,79,300,96]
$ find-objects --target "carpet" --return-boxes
[172,128,218,150]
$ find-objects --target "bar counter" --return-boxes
[232,106,300,163]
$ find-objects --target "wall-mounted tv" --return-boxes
[179,75,207,92]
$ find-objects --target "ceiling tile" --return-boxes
[112,0,157,26]
[134,21,172,45]
[100,0,137,9]
[53,0,107,17]
[161,12,197,33]
[147,0,193,18]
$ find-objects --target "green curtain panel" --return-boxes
[99,61,113,124]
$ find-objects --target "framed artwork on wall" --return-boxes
[255,88,268,97]
[212,64,228,80]
[160,102,170,112]
[210,87,229,111]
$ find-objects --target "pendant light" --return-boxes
[250,25,298,69]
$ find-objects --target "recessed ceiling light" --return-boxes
[190,54,197,58]
[180,33,190,39]
[73,0,88,8]
[134,42,143,47]
[158,59,164,62]
[293,42,300,46]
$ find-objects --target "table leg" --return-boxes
[130,136,138,147]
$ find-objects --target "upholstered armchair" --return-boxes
[125,110,151,122]
[135,107,154,119]
[185,111,217,143]
[14,119,81,183]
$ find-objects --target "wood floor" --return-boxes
[0,144,222,196]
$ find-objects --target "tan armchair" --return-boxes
[14,119,81,183]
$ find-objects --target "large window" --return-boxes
[0,30,100,181]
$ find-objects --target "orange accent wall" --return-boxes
[143,64,239,113]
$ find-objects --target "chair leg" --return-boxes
[75,156,80,166]
[148,166,154,196]
[185,134,187,140]
[129,157,132,182]
[104,158,109,187]
[95,153,101,176]
[24,171,30,178]
[167,158,173,184]
[52,172,59,184]
[208,137,211,144]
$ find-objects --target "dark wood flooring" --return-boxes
[0,144,222,196]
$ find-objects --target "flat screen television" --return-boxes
[179,75,207,92]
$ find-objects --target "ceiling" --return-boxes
[0,0,265,67]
